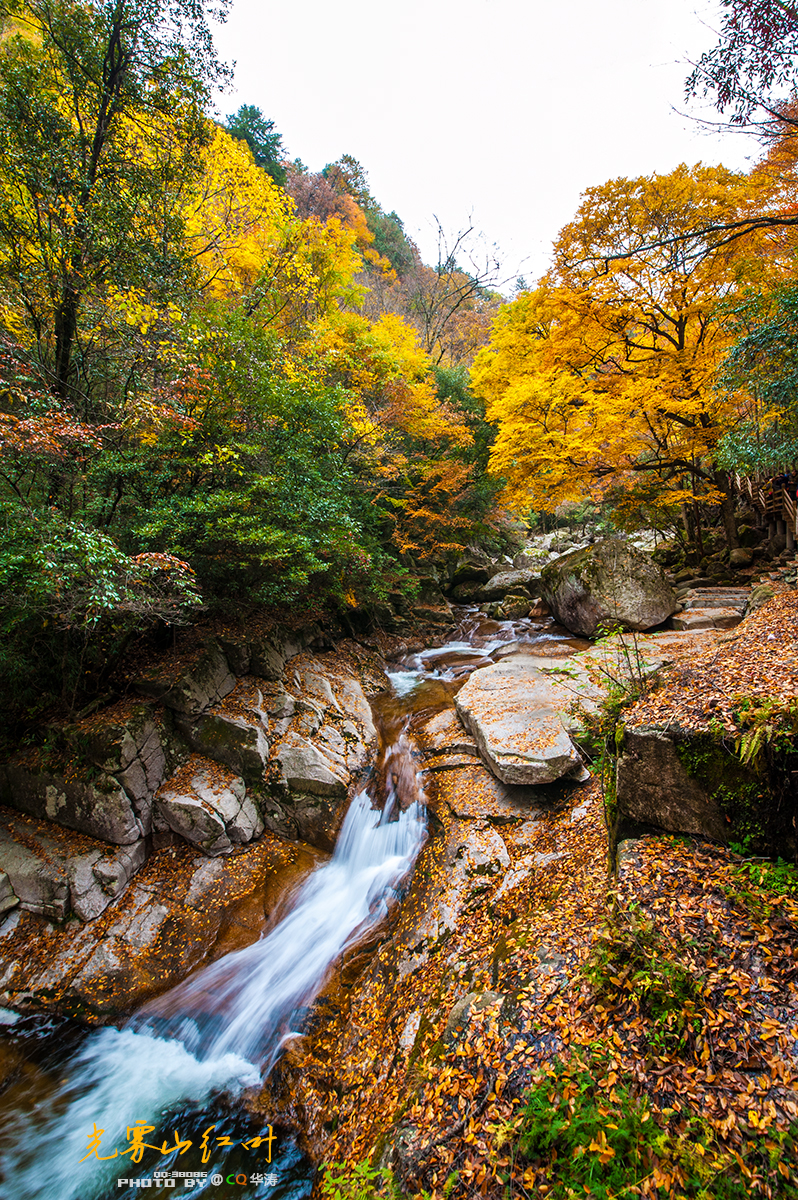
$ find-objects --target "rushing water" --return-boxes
[0,606,585,1199]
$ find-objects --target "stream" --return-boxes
[0,607,586,1199]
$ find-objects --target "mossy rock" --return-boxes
[540,538,677,637]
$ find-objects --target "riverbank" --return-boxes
[0,589,795,1199]
[258,597,798,1200]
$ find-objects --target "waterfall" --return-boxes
[0,788,427,1200]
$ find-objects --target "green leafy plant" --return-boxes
[318,1159,436,1200]
[319,1160,397,1200]
[583,903,702,1055]
[735,697,798,767]
[508,1048,798,1199]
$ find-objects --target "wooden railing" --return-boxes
[734,471,798,533]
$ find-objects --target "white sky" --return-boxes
[212,0,759,289]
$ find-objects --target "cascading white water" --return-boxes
[0,788,427,1200]
[0,605,572,1199]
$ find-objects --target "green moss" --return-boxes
[675,735,767,851]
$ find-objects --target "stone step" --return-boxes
[683,585,751,594]
[669,608,743,631]
[682,595,749,611]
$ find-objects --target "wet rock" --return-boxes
[417,709,478,757]
[411,604,455,625]
[263,791,344,854]
[729,547,754,569]
[528,599,551,619]
[0,832,309,1020]
[156,763,263,856]
[405,820,511,953]
[540,538,677,637]
[500,594,532,619]
[455,658,584,785]
[260,655,378,850]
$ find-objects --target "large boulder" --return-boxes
[156,761,263,857]
[540,538,677,637]
[454,656,586,785]
[616,723,795,857]
[615,728,730,843]
[274,734,348,798]
[478,568,541,601]
[0,759,146,845]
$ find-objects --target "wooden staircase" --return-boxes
[735,473,797,549]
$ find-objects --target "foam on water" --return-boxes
[0,787,427,1199]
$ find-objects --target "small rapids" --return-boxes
[0,605,583,1198]
[0,779,426,1198]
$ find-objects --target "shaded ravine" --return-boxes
[0,607,581,1198]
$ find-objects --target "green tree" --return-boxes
[366,209,417,278]
[0,0,229,402]
[225,104,286,186]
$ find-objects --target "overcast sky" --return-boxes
[212,0,759,288]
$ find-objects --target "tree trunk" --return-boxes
[714,469,740,550]
[54,285,80,401]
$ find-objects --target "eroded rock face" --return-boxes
[156,763,263,857]
[616,728,737,846]
[0,762,146,845]
[176,711,269,784]
[0,833,320,1020]
[73,705,167,816]
[0,809,148,922]
[135,642,236,715]
[541,538,677,637]
[455,657,585,785]
[259,655,379,851]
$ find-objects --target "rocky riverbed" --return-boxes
[0,580,795,1199]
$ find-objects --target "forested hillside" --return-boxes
[0,0,505,729]
[2,5,798,1200]
[6,0,798,735]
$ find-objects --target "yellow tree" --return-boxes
[301,310,478,562]
[183,126,367,332]
[473,163,771,545]
[0,0,225,402]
